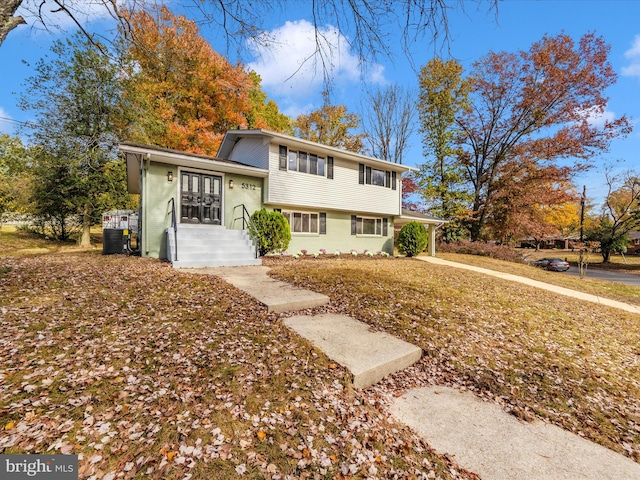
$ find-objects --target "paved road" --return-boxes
[560,265,640,286]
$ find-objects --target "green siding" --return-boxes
[223,174,264,229]
[270,208,394,255]
[142,162,177,258]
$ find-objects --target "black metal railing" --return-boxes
[168,197,178,261]
[233,204,259,258]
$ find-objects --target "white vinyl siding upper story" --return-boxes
[267,143,402,216]
[226,136,271,169]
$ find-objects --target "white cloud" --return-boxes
[247,19,385,115]
[576,105,616,128]
[622,35,640,78]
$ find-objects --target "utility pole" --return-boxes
[579,185,586,243]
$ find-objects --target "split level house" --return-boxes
[121,129,443,268]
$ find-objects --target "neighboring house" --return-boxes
[628,231,640,253]
[121,129,443,267]
[519,233,580,250]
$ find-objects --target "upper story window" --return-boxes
[279,145,333,179]
[359,163,397,190]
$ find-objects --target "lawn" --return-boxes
[264,255,640,464]
[435,252,640,307]
[0,231,471,479]
[2,230,639,479]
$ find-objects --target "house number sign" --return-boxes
[241,182,257,191]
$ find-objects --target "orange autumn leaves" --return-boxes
[122,7,283,155]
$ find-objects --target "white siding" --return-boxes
[265,143,401,216]
[228,137,270,169]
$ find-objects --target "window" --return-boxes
[358,163,397,189]
[279,145,330,178]
[282,210,326,234]
[288,150,297,171]
[351,216,388,236]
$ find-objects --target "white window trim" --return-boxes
[356,215,383,236]
[282,210,321,235]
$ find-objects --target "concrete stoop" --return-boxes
[284,314,422,388]
[391,386,640,480]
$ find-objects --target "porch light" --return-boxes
[229,179,234,189]
[167,171,173,182]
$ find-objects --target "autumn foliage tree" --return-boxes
[293,91,365,153]
[588,170,640,262]
[122,6,289,155]
[455,33,631,241]
[417,58,471,242]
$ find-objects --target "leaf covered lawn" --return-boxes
[0,252,471,479]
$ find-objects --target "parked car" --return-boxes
[533,257,570,272]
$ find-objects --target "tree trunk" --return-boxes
[0,0,25,47]
[601,250,611,263]
[79,202,92,247]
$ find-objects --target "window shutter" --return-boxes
[392,171,397,190]
[279,145,287,170]
[365,166,372,184]
[385,171,391,188]
[320,212,326,234]
[383,218,388,236]
[359,164,364,184]
[327,156,334,179]
[351,215,357,235]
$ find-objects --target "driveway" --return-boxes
[560,266,640,286]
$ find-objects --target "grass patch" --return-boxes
[436,252,640,306]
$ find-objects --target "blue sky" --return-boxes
[1,0,639,207]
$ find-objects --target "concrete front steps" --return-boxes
[172,224,261,268]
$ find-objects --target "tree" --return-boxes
[293,91,365,153]
[456,33,631,241]
[486,162,577,244]
[245,71,292,132]
[6,1,499,68]
[417,58,471,242]
[0,134,32,225]
[587,170,640,262]
[19,33,129,246]
[361,84,416,164]
[122,6,256,155]
[0,0,24,46]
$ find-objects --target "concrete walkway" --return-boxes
[391,386,640,480]
[416,256,640,315]
[193,265,329,313]
[285,314,422,388]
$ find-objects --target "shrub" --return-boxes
[437,240,525,263]
[250,208,291,256]
[397,221,428,257]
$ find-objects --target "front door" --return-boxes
[180,172,222,224]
